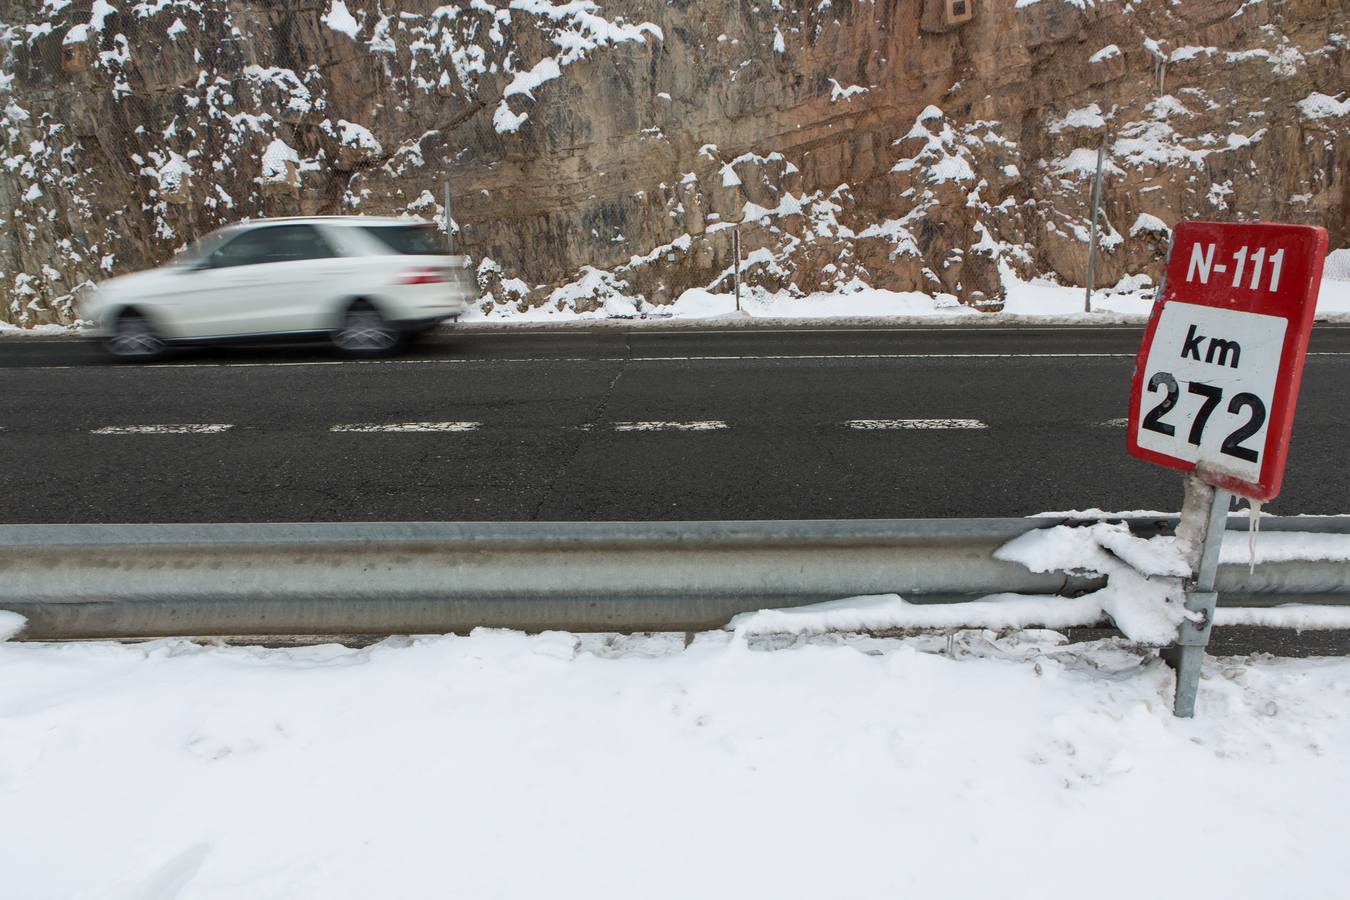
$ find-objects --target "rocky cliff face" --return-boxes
[1,0,1346,325]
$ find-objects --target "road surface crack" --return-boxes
[530,350,630,521]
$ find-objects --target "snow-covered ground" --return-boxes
[7,264,1349,334]
[0,321,78,336]
[462,262,1350,324]
[2,627,1349,899]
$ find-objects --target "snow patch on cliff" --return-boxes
[1298,92,1349,120]
[322,0,360,39]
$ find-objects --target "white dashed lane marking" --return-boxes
[612,421,728,432]
[90,424,234,435]
[41,417,1138,436]
[844,418,988,430]
[330,421,481,433]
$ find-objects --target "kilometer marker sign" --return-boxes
[1127,221,1327,501]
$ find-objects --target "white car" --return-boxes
[81,216,474,359]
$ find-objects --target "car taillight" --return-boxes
[394,268,450,285]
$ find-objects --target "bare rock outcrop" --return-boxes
[0,0,1345,324]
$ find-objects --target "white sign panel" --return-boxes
[1134,301,1286,484]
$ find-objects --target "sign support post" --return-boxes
[1163,475,1231,717]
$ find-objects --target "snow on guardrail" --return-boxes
[731,521,1350,640]
[0,611,24,641]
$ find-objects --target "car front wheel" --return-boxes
[333,303,400,357]
[104,311,165,361]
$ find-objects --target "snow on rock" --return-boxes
[1052,147,1125,180]
[4,630,1350,897]
[1169,45,1218,63]
[322,0,360,39]
[828,79,868,102]
[493,100,529,134]
[1049,103,1107,133]
[544,265,641,316]
[258,138,299,181]
[1089,44,1120,63]
[892,106,977,184]
[1129,213,1170,237]
[154,151,191,194]
[1297,92,1350,120]
[503,57,562,99]
[88,0,117,32]
[243,66,313,115]
[484,3,661,133]
[337,119,381,154]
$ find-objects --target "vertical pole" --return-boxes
[733,226,741,313]
[444,180,453,255]
[1084,138,1106,314]
[1164,474,1231,718]
[1154,230,1175,304]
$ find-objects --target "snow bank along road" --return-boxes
[3,324,1350,523]
[4,630,1350,899]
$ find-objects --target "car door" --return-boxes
[180,227,289,337]
[184,225,343,337]
[254,224,348,333]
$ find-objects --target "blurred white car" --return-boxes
[81,217,474,359]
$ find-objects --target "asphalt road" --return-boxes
[3,323,1350,524]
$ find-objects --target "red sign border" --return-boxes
[1126,221,1328,501]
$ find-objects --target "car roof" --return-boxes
[224,216,435,230]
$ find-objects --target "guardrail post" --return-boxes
[1164,475,1231,717]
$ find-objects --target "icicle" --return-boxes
[1246,498,1264,575]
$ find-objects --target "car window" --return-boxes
[170,229,230,267]
[359,224,446,256]
[207,225,338,268]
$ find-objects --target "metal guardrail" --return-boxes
[2,517,1348,640]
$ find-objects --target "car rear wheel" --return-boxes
[333,303,400,356]
[104,312,164,361]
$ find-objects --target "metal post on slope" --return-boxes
[733,225,742,313]
[1164,474,1232,717]
[1153,230,1175,305]
[1084,137,1106,314]
[443,180,453,254]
